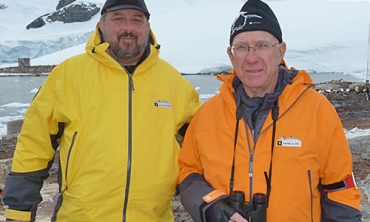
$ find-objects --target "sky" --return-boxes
[1,0,370,137]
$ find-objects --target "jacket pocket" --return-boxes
[307,169,314,222]
[50,131,77,202]
[64,131,78,191]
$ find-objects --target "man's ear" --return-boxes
[278,42,287,59]
[227,47,234,62]
[99,17,104,30]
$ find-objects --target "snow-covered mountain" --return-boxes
[0,0,102,63]
[1,0,370,78]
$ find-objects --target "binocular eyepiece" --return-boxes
[229,191,267,222]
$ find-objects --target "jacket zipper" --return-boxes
[122,73,134,221]
[245,125,254,203]
[50,131,77,202]
[248,150,255,202]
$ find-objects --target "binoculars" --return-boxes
[229,191,267,222]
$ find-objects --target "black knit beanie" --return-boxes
[101,0,150,19]
[229,0,282,45]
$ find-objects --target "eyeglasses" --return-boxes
[230,41,279,57]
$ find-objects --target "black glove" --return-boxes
[205,197,237,222]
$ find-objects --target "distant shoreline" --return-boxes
[0,65,56,75]
[0,73,49,77]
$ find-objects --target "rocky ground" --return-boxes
[1,80,370,221]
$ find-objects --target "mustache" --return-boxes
[118,32,137,40]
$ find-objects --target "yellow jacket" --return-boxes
[4,24,201,221]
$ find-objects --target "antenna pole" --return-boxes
[367,24,370,83]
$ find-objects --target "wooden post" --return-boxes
[18,58,30,67]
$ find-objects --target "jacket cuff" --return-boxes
[4,209,31,221]
[199,195,229,222]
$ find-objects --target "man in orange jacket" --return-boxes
[177,0,363,221]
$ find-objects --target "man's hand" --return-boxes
[205,197,247,222]
[230,212,248,222]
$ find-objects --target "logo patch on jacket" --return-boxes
[276,136,302,147]
[154,100,172,109]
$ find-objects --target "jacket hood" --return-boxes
[84,22,160,72]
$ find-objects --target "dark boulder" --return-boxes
[0,4,8,10]
[48,2,100,23]
[26,2,100,29]
[26,15,47,30]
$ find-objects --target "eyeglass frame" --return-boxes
[230,41,280,57]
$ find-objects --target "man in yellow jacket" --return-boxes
[3,0,201,221]
[178,0,362,221]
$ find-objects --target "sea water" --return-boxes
[0,72,363,135]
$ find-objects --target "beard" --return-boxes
[109,32,148,60]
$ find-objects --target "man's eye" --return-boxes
[257,43,268,49]
[133,19,144,23]
[236,44,247,50]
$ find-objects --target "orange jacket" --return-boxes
[178,68,362,221]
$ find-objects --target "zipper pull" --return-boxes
[249,152,254,178]
[49,191,64,202]
[129,74,136,92]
